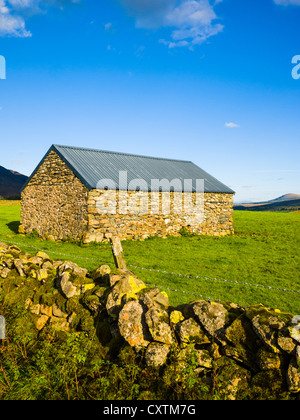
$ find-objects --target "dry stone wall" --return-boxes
[1,242,300,400]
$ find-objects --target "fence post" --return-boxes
[0,315,6,339]
[109,236,127,270]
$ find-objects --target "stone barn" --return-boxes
[20,144,235,242]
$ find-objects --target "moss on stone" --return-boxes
[246,305,294,353]
[250,369,289,400]
[170,310,185,325]
[214,357,251,400]
[65,296,82,314]
[225,314,259,369]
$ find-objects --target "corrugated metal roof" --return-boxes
[23,144,235,194]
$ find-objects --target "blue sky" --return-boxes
[0,0,299,202]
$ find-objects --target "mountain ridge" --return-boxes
[267,193,300,203]
[0,165,28,198]
[234,194,300,212]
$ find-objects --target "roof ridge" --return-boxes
[53,144,193,164]
[21,144,235,194]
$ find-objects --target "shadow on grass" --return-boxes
[7,221,20,234]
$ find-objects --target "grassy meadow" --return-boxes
[0,203,299,314]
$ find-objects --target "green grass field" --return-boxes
[0,204,299,314]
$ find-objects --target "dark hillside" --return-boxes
[0,166,28,198]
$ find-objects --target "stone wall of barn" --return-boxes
[84,189,234,243]
[20,151,89,240]
[20,151,234,242]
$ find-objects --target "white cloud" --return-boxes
[8,0,39,9]
[274,0,300,5]
[0,0,32,37]
[0,0,8,12]
[104,22,112,31]
[118,0,224,48]
[225,122,240,128]
[0,0,80,37]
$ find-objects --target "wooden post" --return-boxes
[0,315,6,339]
[109,236,127,270]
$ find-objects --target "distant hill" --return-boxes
[0,166,28,198]
[234,194,300,212]
[268,193,300,203]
